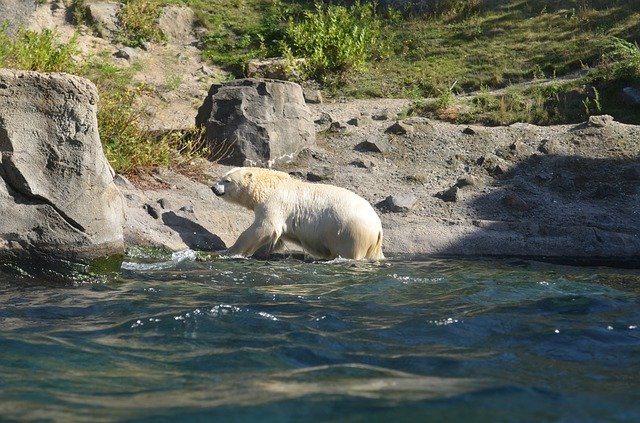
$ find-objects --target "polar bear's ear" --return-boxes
[244,171,253,180]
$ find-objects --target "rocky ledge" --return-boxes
[0,70,637,267]
[120,98,640,267]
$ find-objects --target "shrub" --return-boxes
[70,0,89,26]
[598,36,640,81]
[98,85,171,173]
[0,23,79,73]
[117,0,165,47]
[281,1,382,79]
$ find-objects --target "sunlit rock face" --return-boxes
[0,69,124,263]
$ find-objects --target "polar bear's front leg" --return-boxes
[228,220,281,257]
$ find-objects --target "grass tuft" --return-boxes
[0,22,79,73]
[117,0,166,47]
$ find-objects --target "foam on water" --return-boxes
[121,249,197,271]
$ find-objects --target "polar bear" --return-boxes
[212,167,384,260]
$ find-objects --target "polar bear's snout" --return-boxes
[212,183,225,196]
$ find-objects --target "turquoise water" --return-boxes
[1,253,639,422]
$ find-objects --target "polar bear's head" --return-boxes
[212,167,291,211]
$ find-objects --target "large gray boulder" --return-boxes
[196,78,315,167]
[0,69,124,263]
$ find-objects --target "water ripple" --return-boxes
[1,257,639,421]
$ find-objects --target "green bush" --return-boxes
[596,36,640,80]
[0,23,79,72]
[281,1,382,79]
[117,0,166,47]
[98,85,171,173]
[70,0,89,26]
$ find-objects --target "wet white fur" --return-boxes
[213,167,384,260]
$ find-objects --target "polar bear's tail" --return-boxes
[366,230,385,260]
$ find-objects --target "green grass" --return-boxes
[156,0,640,123]
[159,0,298,72]
[328,0,640,97]
[0,22,79,72]
[84,61,172,173]
[3,0,640,175]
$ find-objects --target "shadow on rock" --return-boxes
[440,154,640,267]
[161,211,226,251]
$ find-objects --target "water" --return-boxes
[1,252,639,422]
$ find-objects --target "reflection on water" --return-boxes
[0,253,639,421]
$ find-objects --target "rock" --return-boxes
[51,0,64,11]
[0,69,124,263]
[509,140,528,155]
[435,186,460,202]
[455,175,480,188]
[372,109,391,121]
[494,162,511,175]
[306,167,334,182]
[403,174,427,184]
[509,122,536,130]
[245,57,305,80]
[350,159,375,169]
[0,0,35,35]
[503,192,529,211]
[200,65,214,76]
[303,88,323,104]
[113,173,134,190]
[622,164,640,181]
[114,47,137,61]
[385,121,413,135]
[347,116,372,127]
[462,126,476,135]
[157,198,173,210]
[158,5,197,44]
[538,139,562,155]
[377,194,417,213]
[587,115,614,128]
[478,154,510,176]
[195,78,315,167]
[356,138,390,154]
[86,1,121,40]
[161,211,226,251]
[144,203,161,219]
[179,205,194,213]
[622,86,640,105]
[314,112,334,125]
[328,121,348,133]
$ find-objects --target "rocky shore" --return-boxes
[120,99,640,266]
[1,0,639,267]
